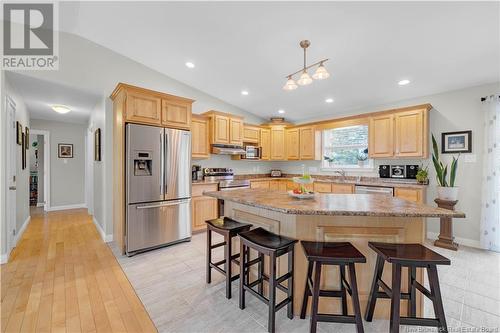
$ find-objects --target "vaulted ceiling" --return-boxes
[58,1,499,121]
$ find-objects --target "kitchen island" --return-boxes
[205,189,465,318]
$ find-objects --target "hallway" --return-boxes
[0,209,156,332]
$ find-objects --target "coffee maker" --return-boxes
[192,165,201,181]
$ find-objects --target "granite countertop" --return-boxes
[204,189,465,218]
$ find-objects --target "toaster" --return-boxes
[270,170,282,178]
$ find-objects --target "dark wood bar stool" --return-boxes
[299,241,366,333]
[365,242,451,333]
[238,227,297,333]
[206,217,252,299]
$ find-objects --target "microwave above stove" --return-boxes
[244,145,261,159]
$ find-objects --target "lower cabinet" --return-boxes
[313,182,332,193]
[269,180,280,191]
[250,181,270,189]
[331,184,355,194]
[394,187,424,203]
[192,184,218,232]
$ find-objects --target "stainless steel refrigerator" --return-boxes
[126,123,191,255]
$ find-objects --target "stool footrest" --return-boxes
[275,297,292,312]
[400,317,440,327]
[211,253,240,268]
[210,241,226,249]
[414,281,432,300]
[244,284,269,305]
[316,314,356,324]
[374,290,411,300]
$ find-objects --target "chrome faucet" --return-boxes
[334,169,346,181]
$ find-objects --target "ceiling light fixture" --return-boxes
[241,90,249,95]
[185,62,195,68]
[278,109,285,114]
[283,40,330,91]
[51,105,71,114]
[325,98,334,103]
[398,79,410,86]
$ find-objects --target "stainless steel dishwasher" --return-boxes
[354,185,394,196]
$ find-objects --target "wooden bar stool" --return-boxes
[238,227,298,333]
[206,217,252,299]
[299,241,366,333]
[365,242,451,333]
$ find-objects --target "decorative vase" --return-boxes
[437,186,459,201]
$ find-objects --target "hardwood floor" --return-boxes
[1,208,157,333]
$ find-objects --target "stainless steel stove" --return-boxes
[203,168,250,190]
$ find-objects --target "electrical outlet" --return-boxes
[464,154,476,163]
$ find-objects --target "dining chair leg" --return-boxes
[365,255,385,321]
[206,229,212,284]
[389,263,402,333]
[309,262,322,333]
[239,242,246,310]
[348,263,364,333]
[407,266,417,317]
[225,235,232,299]
[268,252,277,333]
[287,249,294,319]
[300,261,313,319]
[428,265,448,333]
[339,264,348,316]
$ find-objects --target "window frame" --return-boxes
[321,124,374,171]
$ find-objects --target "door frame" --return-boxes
[5,95,17,255]
[30,129,50,211]
[85,128,94,215]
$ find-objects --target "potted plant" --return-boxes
[432,134,460,201]
[416,164,429,184]
[356,148,368,167]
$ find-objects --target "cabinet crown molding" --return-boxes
[110,82,195,103]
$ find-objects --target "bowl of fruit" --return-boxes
[288,186,315,199]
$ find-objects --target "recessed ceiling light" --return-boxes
[278,109,285,114]
[185,62,195,69]
[241,90,249,96]
[325,98,334,103]
[51,105,71,114]
[398,79,410,86]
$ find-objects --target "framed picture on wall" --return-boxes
[441,130,472,154]
[25,127,29,149]
[16,121,22,145]
[21,132,26,169]
[58,143,73,158]
[94,128,101,161]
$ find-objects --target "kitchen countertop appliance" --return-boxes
[270,170,282,178]
[354,185,394,196]
[243,145,261,159]
[126,124,192,256]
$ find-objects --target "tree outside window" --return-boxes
[322,125,372,169]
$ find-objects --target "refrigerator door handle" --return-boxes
[160,131,165,197]
[136,198,191,210]
[164,130,168,195]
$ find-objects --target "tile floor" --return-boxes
[111,233,500,333]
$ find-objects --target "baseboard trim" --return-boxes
[427,231,482,249]
[92,217,113,243]
[0,254,8,264]
[48,203,87,211]
[1,216,32,264]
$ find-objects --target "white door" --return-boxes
[6,96,17,253]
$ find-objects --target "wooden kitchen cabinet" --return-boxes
[192,183,218,232]
[269,180,281,191]
[230,118,243,145]
[191,114,210,159]
[251,181,270,189]
[394,187,424,203]
[279,181,288,192]
[212,114,230,144]
[299,127,321,160]
[369,114,394,158]
[204,111,244,146]
[287,181,313,192]
[125,90,162,125]
[243,125,260,144]
[331,183,355,194]
[313,182,332,193]
[286,128,300,160]
[270,126,286,160]
[260,128,271,160]
[394,109,426,158]
[161,98,192,130]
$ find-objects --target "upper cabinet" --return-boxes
[243,125,260,144]
[203,111,244,146]
[161,98,192,130]
[191,114,210,159]
[299,126,321,160]
[369,105,430,159]
[286,128,300,160]
[111,83,194,128]
[270,126,286,160]
[260,128,271,160]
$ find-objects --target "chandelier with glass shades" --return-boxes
[283,40,330,91]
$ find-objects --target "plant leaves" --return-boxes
[432,154,443,186]
[450,155,459,187]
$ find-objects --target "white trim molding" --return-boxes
[1,215,31,264]
[0,254,8,265]
[427,231,482,249]
[48,203,87,212]
[93,217,113,243]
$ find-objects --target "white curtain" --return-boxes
[480,94,500,252]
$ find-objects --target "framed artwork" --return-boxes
[441,130,472,154]
[21,133,26,169]
[25,127,29,149]
[94,128,101,161]
[16,121,22,145]
[58,143,73,158]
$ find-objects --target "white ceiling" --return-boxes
[6,72,101,124]
[58,2,499,122]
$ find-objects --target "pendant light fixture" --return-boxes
[283,40,330,90]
